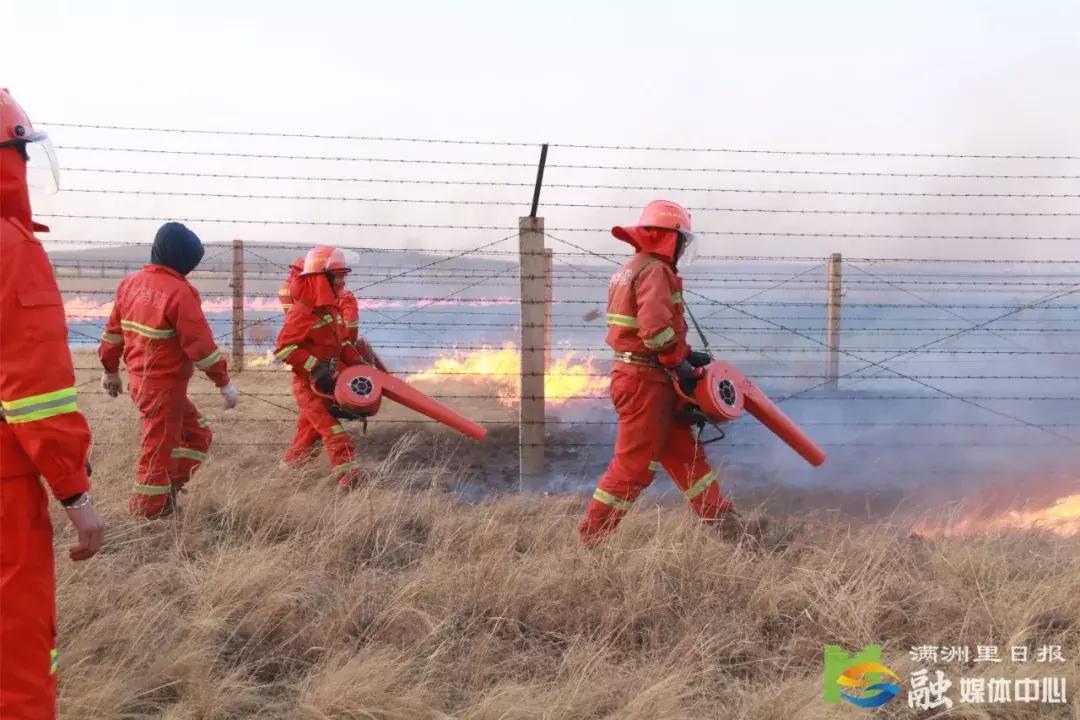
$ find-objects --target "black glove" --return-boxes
[673,360,697,381]
[310,361,336,395]
[687,350,712,368]
[330,404,365,420]
[673,359,701,396]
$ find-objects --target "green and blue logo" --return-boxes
[824,645,903,708]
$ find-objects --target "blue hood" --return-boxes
[150,222,204,276]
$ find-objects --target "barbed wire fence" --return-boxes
[41,122,1080,488]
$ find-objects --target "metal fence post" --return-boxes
[825,253,842,390]
[231,239,245,373]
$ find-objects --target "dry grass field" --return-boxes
[50,360,1080,719]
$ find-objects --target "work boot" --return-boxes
[337,468,368,491]
[130,491,175,520]
[707,507,768,546]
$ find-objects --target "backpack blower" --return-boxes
[676,301,825,467]
[317,364,487,442]
[675,359,825,467]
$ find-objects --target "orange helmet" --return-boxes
[0,89,47,147]
[637,200,693,237]
[612,200,697,265]
[301,245,351,275]
[0,89,59,195]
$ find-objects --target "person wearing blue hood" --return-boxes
[98,222,240,518]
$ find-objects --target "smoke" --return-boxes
[59,251,1080,519]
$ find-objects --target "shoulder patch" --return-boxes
[609,266,634,289]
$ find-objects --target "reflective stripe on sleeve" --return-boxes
[171,447,208,462]
[346,321,360,328]
[330,424,345,434]
[194,348,222,369]
[643,326,675,349]
[197,417,209,428]
[606,313,638,329]
[648,460,663,472]
[303,356,318,371]
[100,331,123,345]
[0,387,78,424]
[592,488,634,512]
[120,320,176,339]
[50,648,58,675]
[275,344,298,361]
[312,314,335,329]
[278,288,291,296]
[685,471,717,500]
[671,292,683,305]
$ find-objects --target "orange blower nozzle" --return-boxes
[687,360,826,467]
[334,365,487,441]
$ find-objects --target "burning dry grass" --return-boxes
[914,493,1080,539]
[51,417,1078,719]
[404,342,609,407]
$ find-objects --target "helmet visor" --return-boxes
[678,231,697,267]
[338,248,361,275]
[25,135,60,195]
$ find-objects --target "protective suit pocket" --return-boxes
[610,374,644,415]
[0,478,50,566]
[17,289,67,341]
[17,289,63,307]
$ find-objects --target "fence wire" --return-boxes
[45,121,1080,468]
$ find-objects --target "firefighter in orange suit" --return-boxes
[0,88,105,720]
[578,200,741,545]
[281,257,384,370]
[275,246,374,484]
[98,222,239,518]
[278,256,304,313]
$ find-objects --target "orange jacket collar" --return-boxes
[145,263,188,282]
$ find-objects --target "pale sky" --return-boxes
[5,0,1080,259]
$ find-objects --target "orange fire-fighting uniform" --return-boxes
[1,163,92,716]
[278,258,381,457]
[98,264,230,517]
[275,274,364,483]
[336,290,387,372]
[339,289,360,345]
[578,226,732,544]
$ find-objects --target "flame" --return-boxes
[64,297,115,319]
[916,493,1080,538]
[63,296,284,320]
[63,295,516,320]
[405,342,609,407]
[247,350,277,368]
[413,296,516,308]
